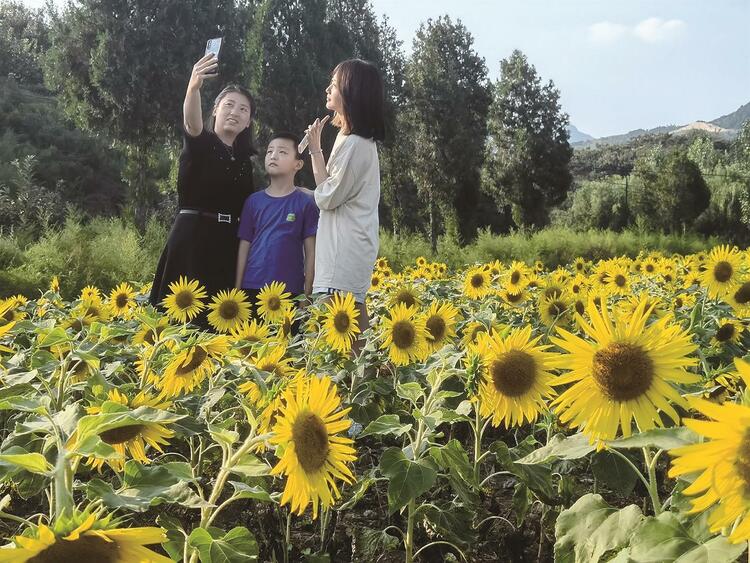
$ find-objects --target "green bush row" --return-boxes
[0,217,723,299]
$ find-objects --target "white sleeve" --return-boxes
[314,138,359,211]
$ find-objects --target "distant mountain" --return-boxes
[573,100,749,148]
[711,101,750,130]
[567,124,594,144]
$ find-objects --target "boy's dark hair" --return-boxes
[332,59,385,142]
[268,131,303,160]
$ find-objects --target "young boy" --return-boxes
[235,132,319,314]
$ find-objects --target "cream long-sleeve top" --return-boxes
[313,131,380,295]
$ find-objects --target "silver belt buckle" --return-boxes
[218,213,231,224]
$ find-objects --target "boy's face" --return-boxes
[265,138,303,177]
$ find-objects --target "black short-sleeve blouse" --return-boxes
[177,127,255,216]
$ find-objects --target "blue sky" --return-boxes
[370,0,750,137]
[22,0,750,137]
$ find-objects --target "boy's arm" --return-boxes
[235,240,251,289]
[303,236,316,296]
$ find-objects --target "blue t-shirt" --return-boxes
[237,188,319,294]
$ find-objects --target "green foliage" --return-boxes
[552,177,629,231]
[1,215,164,299]
[632,149,710,232]
[482,50,572,229]
[0,78,126,219]
[404,16,491,248]
[0,1,49,86]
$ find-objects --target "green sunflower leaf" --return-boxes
[515,432,595,465]
[359,414,412,439]
[379,447,437,514]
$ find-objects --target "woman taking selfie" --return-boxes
[149,53,256,320]
[304,58,385,349]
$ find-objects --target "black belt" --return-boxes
[179,209,238,224]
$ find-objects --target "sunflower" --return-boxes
[380,303,429,366]
[476,326,558,428]
[389,283,422,309]
[618,294,666,323]
[133,317,170,347]
[505,261,530,294]
[375,257,389,271]
[550,298,699,443]
[604,264,631,296]
[370,272,384,292]
[158,336,230,397]
[573,257,588,274]
[49,275,60,293]
[322,292,360,353]
[79,405,175,473]
[231,319,272,352]
[422,301,460,353]
[713,318,744,345]
[0,298,27,326]
[250,343,295,378]
[87,388,172,415]
[0,511,171,562]
[80,285,102,302]
[726,279,750,316]
[463,266,492,299]
[256,281,292,323]
[109,282,136,317]
[668,388,750,542]
[207,288,251,333]
[461,320,503,351]
[0,303,16,354]
[499,288,529,308]
[672,292,696,312]
[415,256,427,267]
[486,260,504,280]
[538,295,572,327]
[641,256,661,276]
[702,245,744,299]
[270,374,356,519]
[161,276,207,323]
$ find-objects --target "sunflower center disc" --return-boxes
[3,310,13,322]
[267,296,281,311]
[510,271,521,285]
[84,305,100,318]
[544,286,563,299]
[219,300,239,320]
[176,346,209,376]
[734,429,750,494]
[714,261,733,283]
[426,316,446,341]
[100,424,145,445]
[734,282,750,305]
[115,294,129,308]
[292,412,330,473]
[593,342,654,401]
[333,311,350,333]
[506,292,523,303]
[392,320,416,349]
[547,301,567,317]
[29,535,119,563]
[574,300,585,316]
[396,291,416,308]
[175,290,194,309]
[716,323,736,342]
[490,350,537,397]
[470,274,485,288]
[614,275,626,287]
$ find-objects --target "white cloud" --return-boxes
[588,17,687,44]
[588,21,629,44]
[633,17,686,43]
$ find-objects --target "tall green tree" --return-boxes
[482,50,572,229]
[43,0,252,226]
[0,1,49,87]
[632,149,710,233]
[405,16,491,250]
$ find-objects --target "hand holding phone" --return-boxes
[204,37,223,75]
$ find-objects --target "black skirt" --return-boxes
[149,213,239,320]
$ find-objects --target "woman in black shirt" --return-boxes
[149,54,256,317]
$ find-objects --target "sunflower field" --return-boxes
[1,246,750,562]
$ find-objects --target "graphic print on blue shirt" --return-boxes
[237,188,319,295]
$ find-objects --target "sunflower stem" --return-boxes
[285,509,292,563]
[642,447,662,516]
[405,498,416,563]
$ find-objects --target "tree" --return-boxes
[632,150,709,233]
[405,16,491,250]
[0,1,50,87]
[43,0,252,227]
[482,50,572,229]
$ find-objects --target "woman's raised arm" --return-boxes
[183,54,218,136]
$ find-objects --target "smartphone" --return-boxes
[205,37,223,61]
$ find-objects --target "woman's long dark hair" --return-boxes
[332,59,385,142]
[208,84,258,155]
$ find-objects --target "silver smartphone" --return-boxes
[205,37,223,60]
